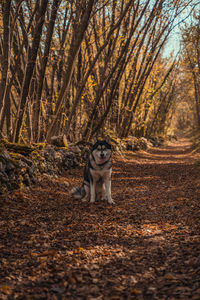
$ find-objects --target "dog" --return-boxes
[71,135,114,204]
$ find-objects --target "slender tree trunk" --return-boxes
[64,0,133,138]
[33,0,61,142]
[193,75,200,127]
[0,0,11,130]
[12,0,48,143]
[46,0,95,141]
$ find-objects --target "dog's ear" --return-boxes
[105,135,111,144]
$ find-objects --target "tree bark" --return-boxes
[12,0,49,143]
[61,0,133,138]
[46,0,95,141]
[0,0,11,128]
[33,0,61,142]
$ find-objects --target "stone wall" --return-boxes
[0,135,164,194]
[0,144,80,194]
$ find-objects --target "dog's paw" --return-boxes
[108,198,115,204]
[90,198,95,203]
[82,197,88,202]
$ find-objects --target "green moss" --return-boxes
[31,150,44,162]
[33,143,46,150]
[0,139,34,156]
[0,138,9,144]
[9,152,23,160]
[19,176,24,190]
[110,136,121,145]
[0,183,7,195]
[55,146,68,150]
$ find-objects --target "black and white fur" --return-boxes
[71,136,114,204]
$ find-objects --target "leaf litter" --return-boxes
[0,139,200,299]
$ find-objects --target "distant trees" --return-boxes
[0,0,198,143]
[181,14,200,128]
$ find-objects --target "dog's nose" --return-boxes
[100,153,105,158]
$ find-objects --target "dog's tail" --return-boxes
[70,184,86,199]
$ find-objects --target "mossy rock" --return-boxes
[50,135,68,148]
[33,143,47,150]
[30,150,45,162]
[0,183,8,195]
[75,140,93,148]
[0,139,34,156]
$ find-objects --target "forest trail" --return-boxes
[1,139,200,299]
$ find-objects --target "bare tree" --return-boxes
[181,15,200,127]
[0,0,12,131]
[33,0,61,142]
[46,0,96,141]
[12,0,49,142]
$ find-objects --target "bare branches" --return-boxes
[0,0,197,143]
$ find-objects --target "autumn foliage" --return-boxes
[0,0,199,143]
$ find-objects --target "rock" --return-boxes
[125,137,139,151]
[0,171,9,183]
[138,137,148,150]
[0,149,11,160]
[69,145,81,154]
[50,134,68,148]
[0,142,81,195]
[23,173,32,186]
[1,140,34,156]
[0,161,5,172]
[149,136,165,147]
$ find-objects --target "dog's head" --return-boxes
[91,136,112,165]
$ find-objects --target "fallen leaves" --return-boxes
[131,288,141,295]
[1,142,200,299]
[73,247,84,254]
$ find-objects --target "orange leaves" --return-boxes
[176,197,184,202]
[135,229,145,236]
[30,250,56,257]
[128,222,178,238]
[103,250,111,256]
[73,247,84,254]
[131,288,141,295]
[73,245,112,258]
[0,285,13,295]
[40,249,56,257]
[1,145,200,300]
[30,249,57,267]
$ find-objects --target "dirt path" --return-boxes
[1,139,200,299]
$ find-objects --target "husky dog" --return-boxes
[71,136,114,204]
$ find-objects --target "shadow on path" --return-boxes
[0,138,200,299]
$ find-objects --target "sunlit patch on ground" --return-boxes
[1,139,200,299]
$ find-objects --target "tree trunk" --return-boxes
[0,0,11,128]
[12,0,49,143]
[46,0,95,141]
[33,0,61,142]
[61,0,133,139]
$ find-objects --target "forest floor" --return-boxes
[1,138,200,300]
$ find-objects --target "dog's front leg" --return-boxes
[101,183,106,200]
[90,181,96,203]
[105,178,114,204]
